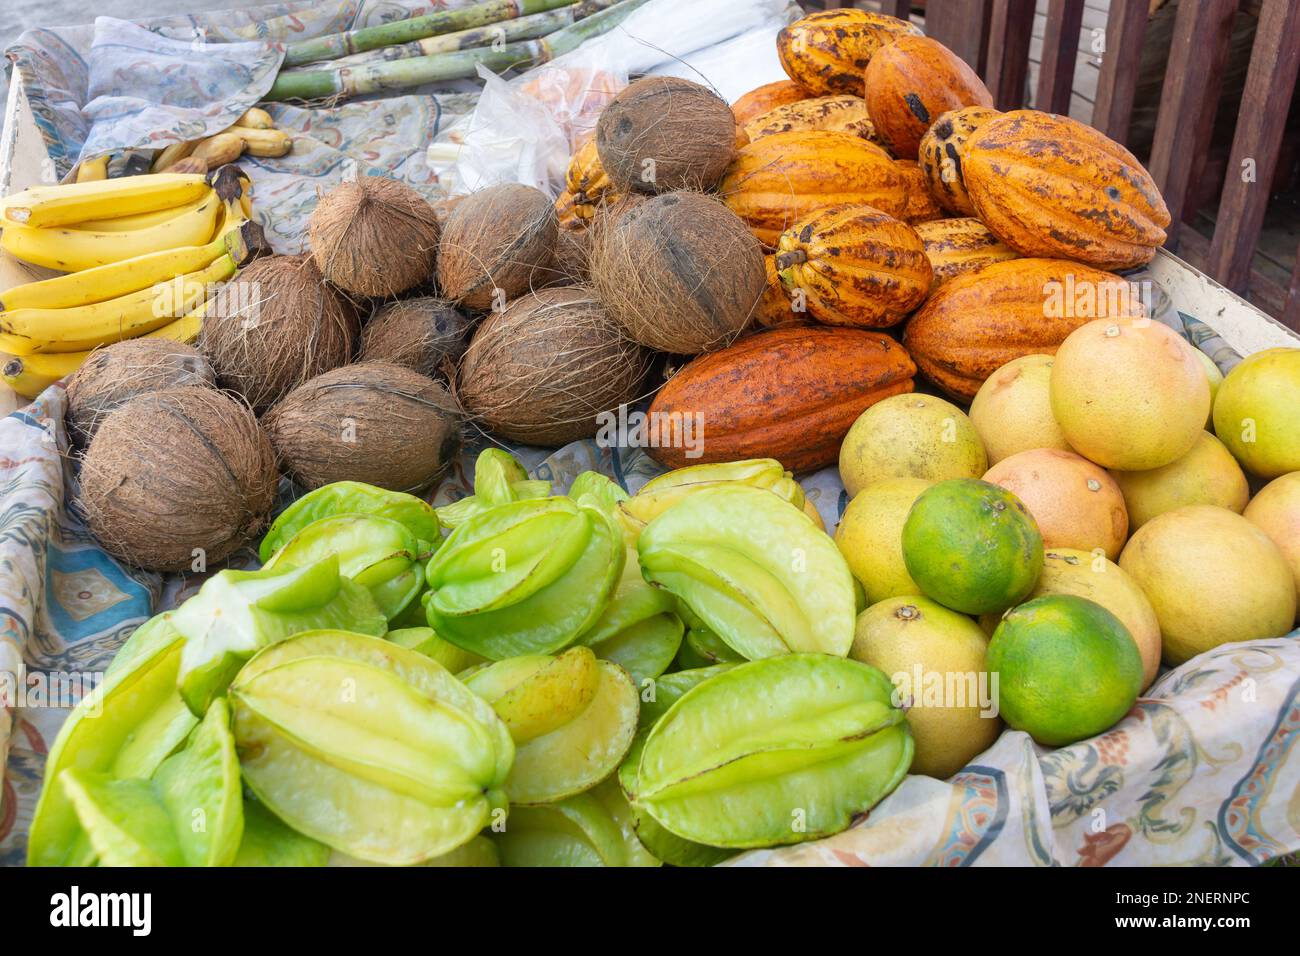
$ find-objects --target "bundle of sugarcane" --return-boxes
[267,0,650,103]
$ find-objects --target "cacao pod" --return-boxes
[647,325,916,472]
[915,217,1019,290]
[732,79,808,127]
[864,35,994,159]
[894,159,944,223]
[775,204,931,328]
[564,135,617,221]
[744,94,880,144]
[720,131,909,247]
[754,255,808,328]
[777,8,921,97]
[918,105,1001,215]
[902,257,1145,400]
[963,110,1171,269]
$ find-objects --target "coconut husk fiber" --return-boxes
[359,296,472,378]
[65,339,216,449]
[458,285,651,446]
[200,254,358,413]
[596,76,736,194]
[589,191,766,353]
[263,361,462,492]
[78,386,277,572]
[436,183,558,310]
[309,176,441,298]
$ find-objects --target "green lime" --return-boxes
[988,594,1143,746]
[901,479,1043,615]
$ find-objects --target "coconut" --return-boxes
[589,191,765,353]
[200,254,358,412]
[263,361,461,492]
[458,285,650,446]
[595,77,735,194]
[550,228,592,285]
[436,183,558,309]
[78,387,277,572]
[65,339,216,448]
[359,296,472,377]
[309,177,441,298]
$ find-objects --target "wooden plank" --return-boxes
[1206,0,1300,296]
[986,0,1037,109]
[1284,248,1300,333]
[925,0,992,72]
[876,0,914,17]
[1036,0,1086,114]
[1091,0,1148,143]
[1147,0,1240,248]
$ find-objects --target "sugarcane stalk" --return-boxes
[284,0,575,68]
[266,0,650,103]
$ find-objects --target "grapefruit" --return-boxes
[987,594,1143,747]
[851,596,1000,779]
[981,548,1161,689]
[839,393,987,498]
[1243,472,1300,608]
[983,448,1128,559]
[1212,348,1300,478]
[901,479,1044,615]
[834,477,934,604]
[1194,350,1223,428]
[1050,318,1210,470]
[968,354,1070,465]
[1118,505,1296,665]
[1109,431,1248,530]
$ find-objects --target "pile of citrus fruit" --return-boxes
[835,317,1299,772]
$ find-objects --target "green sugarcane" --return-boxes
[266,0,649,103]
[283,0,576,68]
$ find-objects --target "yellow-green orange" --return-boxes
[1050,318,1210,470]
[1119,505,1296,665]
[834,477,934,603]
[983,448,1128,559]
[968,354,1070,465]
[981,548,1161,689]
[1212,348,1300,478]
[851,596,1000,779]
[1109,431,1248,530]
[1243,472,1300,610]
[839,393,987,498]
[988,594,1143,746]
[902,479,1043,615]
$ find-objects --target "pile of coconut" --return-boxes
[69,75,769,572]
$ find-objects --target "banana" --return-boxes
[0,190,222,272]
[1,351,84,398]
[146,298,210,345]
[69,192,212,234]
[0,173,209,229]
[151,140,196,174]
[0,252,236,354]
[76,156,110,183]
[234,127,292,158]
[234,108,275,130]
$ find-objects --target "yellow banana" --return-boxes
[1,351,85,398]
[234,108,275,130]
[0,190,222,272]
[0,253,236,354]
[146,298,210,345]
[76,156,110,183]
[0,173,209,229]
[69,191,211,233]
[151,140,196,173]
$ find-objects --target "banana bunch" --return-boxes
[0,165,271,398]
[151,108,293,176]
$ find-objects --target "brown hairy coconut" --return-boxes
[309,176,441,298]
[596,77,735,194]
[550,228,592,285]
[359,297,472,377]
[458,285,650,446]
[263,361,461,492]
[65,339,215,448]
[589,191,765,353]
[79,387,277,572]
[200,254,358,413]
[436,183,558,309]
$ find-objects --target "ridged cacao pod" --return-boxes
[963,110,1171,269]
[744,94,880,144]
[777,9,921,97]
[754,255,809,329]
[864,35,994,159]
[775,204,931,328]
[918,105,1001,215]
[902,257,1145,400]
[732,80,809,127]
[647,326,916,472]
[720,131,909,247]
[565,135,617,221]
[915,217,1019,290]
[894,159,944,223]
